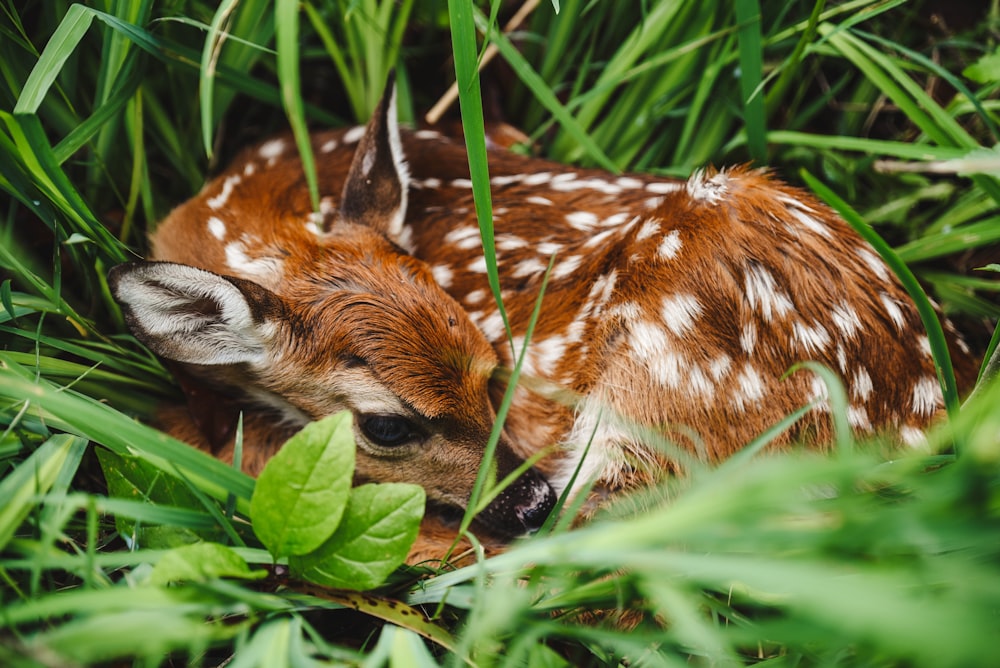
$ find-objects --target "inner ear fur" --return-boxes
[108,261,286,367]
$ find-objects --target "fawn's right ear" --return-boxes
[108,262,285,366]
[335,72,410,239]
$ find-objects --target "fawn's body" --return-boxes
[112,85,976,560]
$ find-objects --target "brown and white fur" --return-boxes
[110,81,976,561]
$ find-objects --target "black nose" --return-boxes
[478,466,557,537]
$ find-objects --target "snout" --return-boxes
[476,466,557,538]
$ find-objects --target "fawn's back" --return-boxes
[114,83,976,530]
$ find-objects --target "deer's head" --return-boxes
[109,79,556,539]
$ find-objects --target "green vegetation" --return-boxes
[2,0,999,665]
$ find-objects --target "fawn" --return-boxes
[110,81,976,561]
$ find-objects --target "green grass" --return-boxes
[2,0,1000,665]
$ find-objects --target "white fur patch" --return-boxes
[207,174,242,211]
[445,226,482,250]
[831,301,861,338]
[431,264,454,289]
[661,294,702,336]
[879,292,907,331]
[342,125,366,144]
[911,376,941,416]
[658,230,682,259]
[207,217,226,240]
[224,238,283,281]
[744,265,795,321]
[792,321,832,354]
[565,211,600,231]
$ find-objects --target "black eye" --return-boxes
[359,414,419,448]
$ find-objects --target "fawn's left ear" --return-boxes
[335,72,410,239]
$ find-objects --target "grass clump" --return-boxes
[2,0,1000,665]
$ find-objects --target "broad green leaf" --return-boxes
[290,482,424,591]
[97,448,225,547]
[149,542,266,585]
[250,412,356,559]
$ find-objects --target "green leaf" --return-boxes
[963,48,1000,84]
[250,412,356,559]
[96,448,225,548]
[149,542,267,585]
[290,482,424,591]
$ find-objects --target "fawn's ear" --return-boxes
[109,261,285,366]
[336,72,410,239]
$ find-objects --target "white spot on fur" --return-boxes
[536,241,563,256]
[645,196,665,209]
[513,335,567,378]
[342,126,366,144]
[646,182,683,194]
[661,294,702,336]
[445,226,482,250]
[527,195,553,206]
[464,289,487,305]
[744,265,795,321]
[787,205,832,238]
[414,129,441,140]
[258,139,286,159]
[616,176,644,189]
[601,212,631,228]
[467,256,489,274]
[635,219,661,242]
[552,255,583,280]
[207,174,241,210]
[412,177,442,189]
[513,257,547,278]
[431,264,454,288]
[207,217,226,240]
[496,234,529,251]
[731,364,766,410]
[566,211,600,231]
[879,292,907,331]
[450,178,473,188]
[709,355,732,381]
[658,230,682,259]
[911,376,941,416]
[809,374,830,407]
[853,367,874,400]
[224,238,283,281]
[473,310,507,342]
[918,335,932,356]
[320,138,339,153]
[243,162,257,177]
[857,248,891,282]
[792,321,831,354]
[831,301,861,338]
[740,322,757,354]
[584,229,618,248]
[848,405,872,430]
[629,321,682,387]
[524,172,553,186]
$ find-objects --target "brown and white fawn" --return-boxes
[110,81,976,560]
